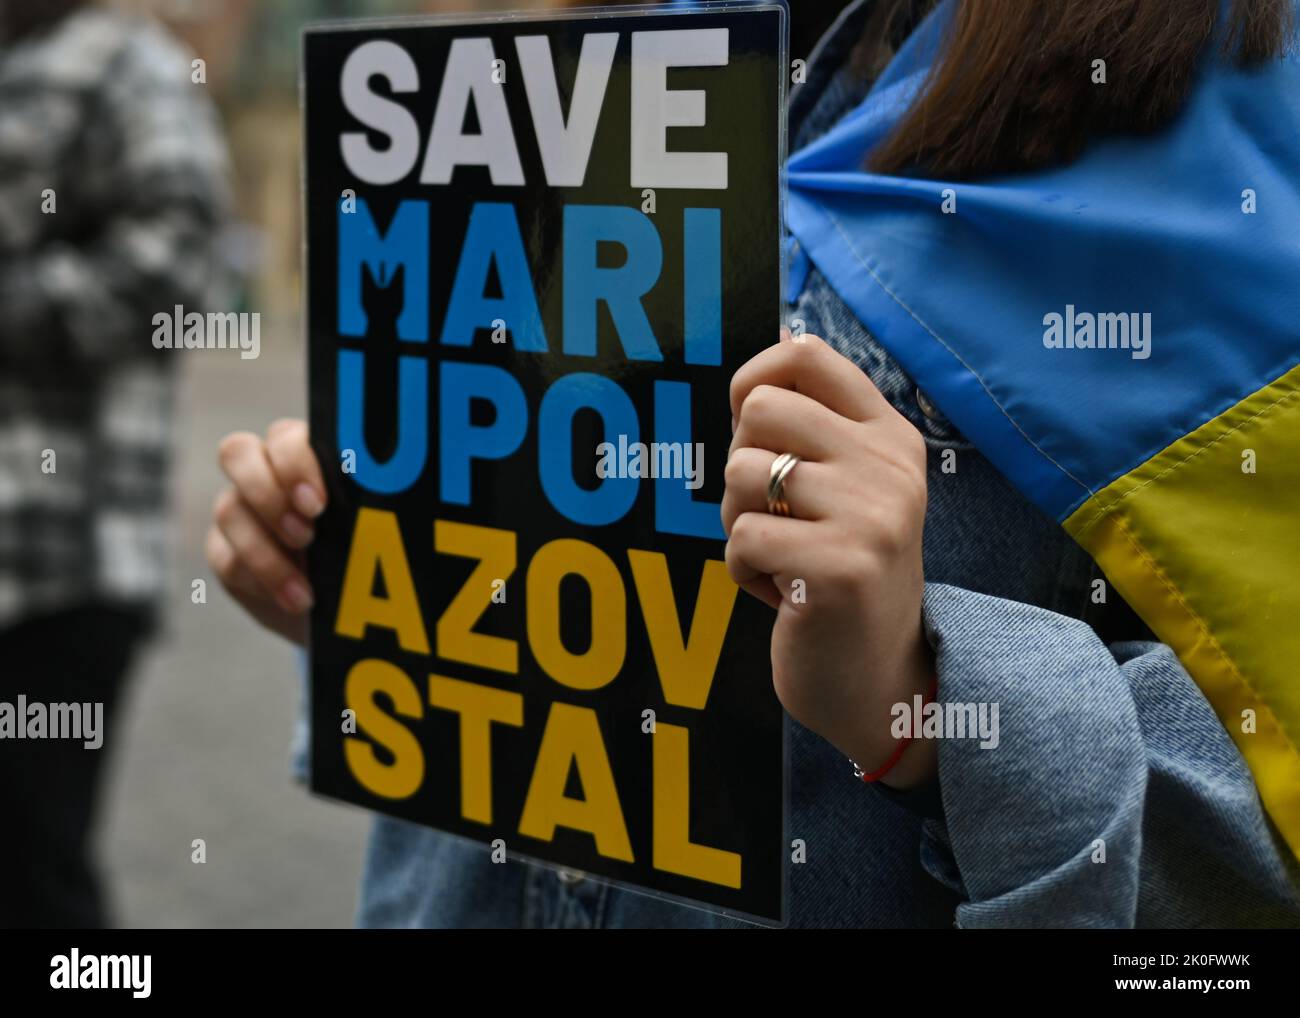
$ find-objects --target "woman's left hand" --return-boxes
[722,330,937,787]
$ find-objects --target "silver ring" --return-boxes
[766,452,801,516]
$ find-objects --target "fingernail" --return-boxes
[280,578,314,612]
[779,326,793,343]
[280,513,314,548]
[293,483,324,518]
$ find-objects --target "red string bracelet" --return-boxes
[851,676,940,783]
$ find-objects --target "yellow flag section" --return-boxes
[1066,363,1300,859]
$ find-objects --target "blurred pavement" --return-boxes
[100,314,371,929]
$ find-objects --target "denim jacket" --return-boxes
[294,0,1300,928]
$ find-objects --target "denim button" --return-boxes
[556,868,586,885]
[916,387,941,421]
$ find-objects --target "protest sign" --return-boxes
[304,2,786,923]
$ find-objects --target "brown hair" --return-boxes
[868,0,1296,179]
[0,0,90,40]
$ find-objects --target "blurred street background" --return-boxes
[96,0,565,928]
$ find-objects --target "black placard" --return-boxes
[304,2,786,924]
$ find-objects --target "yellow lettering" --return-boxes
[627,551,736,709]
[343,658,425,799]
[526,539,625,690]
[518,702,633,862]
[335,508,430,654]
[428,673,523,824]
[434,520,518,673]
[653,722,741,888]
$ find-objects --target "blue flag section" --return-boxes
[787,0,1300,856]
[304,4,788,923]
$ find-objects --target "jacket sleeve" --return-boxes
[0,30,231,365]
[908,582,1300,928]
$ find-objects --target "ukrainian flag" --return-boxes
[787,2,1300,854]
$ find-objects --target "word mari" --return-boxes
[152,305,261,360]
[0,696,102,749]
[891,695,1000,750]
[50,950,150,999]
[1042,305,1152,360]
[596,436,704,489]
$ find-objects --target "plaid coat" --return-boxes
[0,7,231,627]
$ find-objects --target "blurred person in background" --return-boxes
[0,0,231,928]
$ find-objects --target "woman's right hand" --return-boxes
[206,418,326,646]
